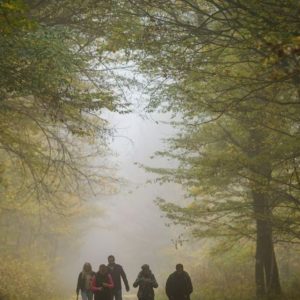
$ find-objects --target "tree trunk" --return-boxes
[253,191,281,299]
[255,216,265,297]
[247,128,281,299]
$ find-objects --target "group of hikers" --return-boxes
[76,255,193,300]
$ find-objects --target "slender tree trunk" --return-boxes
[247,128,281,299]
[255,215,266,297]
[264,239,281,297]
[253,191,281,299]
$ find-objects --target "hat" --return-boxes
[141,264,150,270]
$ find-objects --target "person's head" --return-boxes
[99,264,108,274]
[83,262,92,273]
[108,255,115,265]
[176,263,184,274]
[141,264,151,277]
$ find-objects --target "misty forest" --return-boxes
[1,1,300,300]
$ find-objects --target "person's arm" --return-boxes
[151,275,158,288]
[120,266,130,291]
[165,275,172,299]
[185,273,193,294]
[103,274,114,289]
[76,273,81,295]
[133,274,141,288]
[91,276,102,292]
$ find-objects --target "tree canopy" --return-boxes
[115,1,300,298]
[1,1,300,299]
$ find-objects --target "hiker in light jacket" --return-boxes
[76,262,95,300]
[133,264,158,300]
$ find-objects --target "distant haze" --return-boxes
[60,109,188,295]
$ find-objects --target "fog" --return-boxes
[61,108,189,296]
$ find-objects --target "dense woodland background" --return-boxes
[0,1,300,299]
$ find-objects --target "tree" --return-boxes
[0,0,129,206]
[0,2,126,298]
[119,1,300,298]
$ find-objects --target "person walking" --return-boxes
[76,262,95,300]
[107,255,130,300]
[92,264,114,300]
[133,264,158,300]
[165,264,193,300]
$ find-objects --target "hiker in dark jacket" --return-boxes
[107,255,130,300]
[76,262,95,300]
[92,264,114,300]
[165,264,193,300]
[133,264,158,300]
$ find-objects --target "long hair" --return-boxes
[82,262,93,278]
